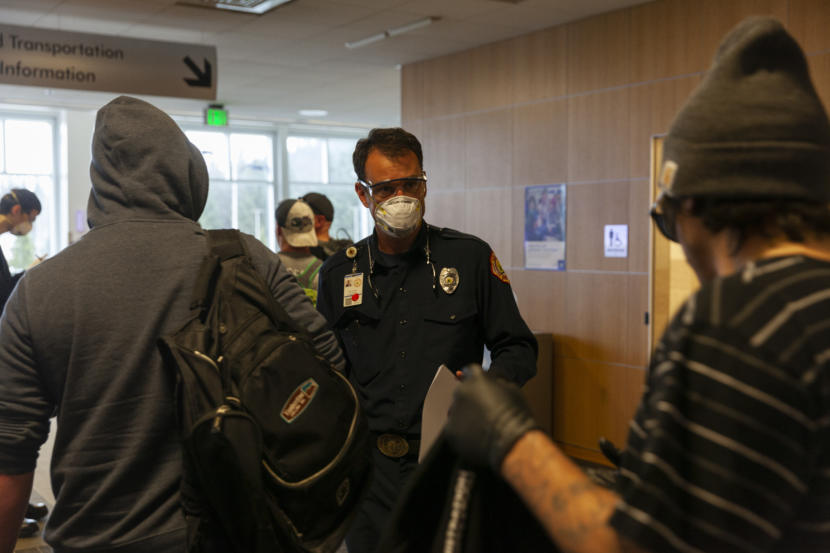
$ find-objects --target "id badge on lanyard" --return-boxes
[343,273,364,307]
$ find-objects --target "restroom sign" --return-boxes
[604,224,628,258]
[0,24,217,100]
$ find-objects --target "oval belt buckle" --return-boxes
[377,433,409,458]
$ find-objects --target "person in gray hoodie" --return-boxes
[0,96,345,553]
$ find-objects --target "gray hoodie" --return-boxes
[0,96,344,552]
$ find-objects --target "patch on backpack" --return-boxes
[490,252,510,284]
[281,378,319,423]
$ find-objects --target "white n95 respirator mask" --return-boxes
[374,195,422,238]
[11,221,32,236]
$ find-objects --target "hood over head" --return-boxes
[87,96,209,228]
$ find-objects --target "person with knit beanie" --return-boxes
[438,16,830,553]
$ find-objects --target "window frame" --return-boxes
[177,119,373,251]
[282,128,372,243]
[0,109,62,273]
[181,123,279,250]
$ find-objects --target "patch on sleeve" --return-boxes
[489,252,510,284]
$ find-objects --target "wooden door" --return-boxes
[649,135,698,351]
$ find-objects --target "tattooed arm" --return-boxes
[445,367,652,553]
[501,431,650,553]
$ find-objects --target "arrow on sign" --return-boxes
[183,56,212,87]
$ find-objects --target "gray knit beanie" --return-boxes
[660,16,830,202]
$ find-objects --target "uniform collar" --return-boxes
[369,223,430,268]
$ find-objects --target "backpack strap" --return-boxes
[203,229,310,336]
[207,228,247,261]
[189,230,245,316]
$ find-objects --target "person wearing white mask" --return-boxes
[316,127,538,553]
[0,188,41,311]
[0,187,46,540]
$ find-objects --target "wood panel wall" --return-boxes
[402,0,830,465]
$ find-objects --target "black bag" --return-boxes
[159,229,371,553]
[377,434,558,553]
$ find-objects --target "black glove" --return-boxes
[445,364,538,471]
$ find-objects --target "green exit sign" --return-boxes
[205,105,228,126]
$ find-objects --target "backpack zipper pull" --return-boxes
[212,405,231,433]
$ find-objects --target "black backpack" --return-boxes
[158,229,371,553]
[376,435,557,553]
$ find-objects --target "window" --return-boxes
[285,135,370,243]
[182,126,368,251]
[186,129,275,250]
[0,116,58,273]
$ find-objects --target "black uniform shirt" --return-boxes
[317,223,537,435]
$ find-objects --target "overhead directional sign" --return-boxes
[0,24,217,100]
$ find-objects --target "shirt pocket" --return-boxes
[334,309,383,386]
[422,300,481,370]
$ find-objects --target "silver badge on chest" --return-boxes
[439,267,460,294]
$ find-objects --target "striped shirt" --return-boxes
[610,255,830,553]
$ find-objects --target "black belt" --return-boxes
[373,433,420,459]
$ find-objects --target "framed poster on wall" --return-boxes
[524,184,566,270]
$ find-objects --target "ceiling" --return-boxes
[0,0,651,128]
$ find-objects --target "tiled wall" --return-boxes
[401,0,830,464]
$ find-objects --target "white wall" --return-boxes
[64,109,96,245]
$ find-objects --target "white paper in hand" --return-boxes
[419,364,459,462]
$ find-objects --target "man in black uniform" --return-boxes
[316,127,538,553]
